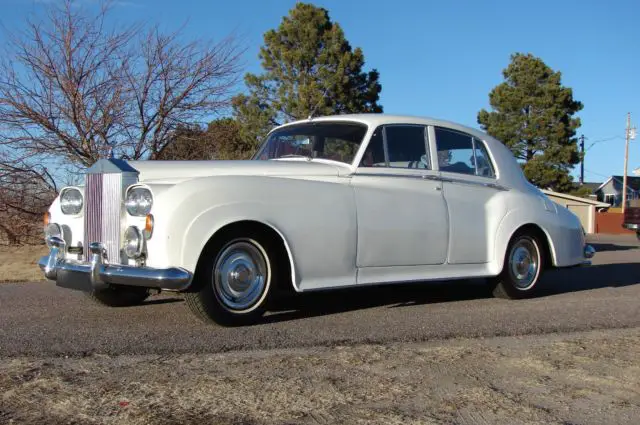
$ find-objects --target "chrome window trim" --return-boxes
[432,126,499,180]
[381,125,390,167]
[253,120,369,165]
[472,136,496,178]
[362,123,431,170]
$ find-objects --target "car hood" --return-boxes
[125,159,350,183]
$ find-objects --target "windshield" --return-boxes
[253,121,368,164]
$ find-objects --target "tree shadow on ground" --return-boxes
[261,262,640,324]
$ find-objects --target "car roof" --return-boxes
[272,113,493,142]
[271,113,536,194]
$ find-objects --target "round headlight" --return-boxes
[60,188,83,215]
[123,226,143,258]
[125,187,153,216]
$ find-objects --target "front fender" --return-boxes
[146,175,358,291]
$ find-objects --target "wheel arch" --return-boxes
[494,212,559,274]
[501,223,555,269]
[507,223,554,270]
[186,219,298,293]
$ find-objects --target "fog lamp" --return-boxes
[123,226,143,258]
[44,223,62,245]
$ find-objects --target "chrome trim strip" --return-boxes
[39,236,192,291]
[440,175,509,191]
[353,171,509,190]
[355,171,432,180]
[622,223,639,230]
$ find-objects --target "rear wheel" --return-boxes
[85,286,151,307]
[636,231,640,241]
[185,233,281,326]
[490,231,544,299]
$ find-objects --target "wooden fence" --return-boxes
[595,212,635,235]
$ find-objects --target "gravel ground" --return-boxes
[2,328,639,425]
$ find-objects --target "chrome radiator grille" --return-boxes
[83,173,123,263]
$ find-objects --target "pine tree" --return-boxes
[233,2,382,147]
[478,53,583,192]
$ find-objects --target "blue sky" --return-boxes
[1,0,638,183]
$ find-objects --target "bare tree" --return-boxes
[0,0,245,243]
[157,118,254,161]
[0,149,57,245]
[0,0,244,166]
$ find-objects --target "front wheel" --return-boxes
[636,231,640,242]
[185,234,279,326]
[490,231,544,299]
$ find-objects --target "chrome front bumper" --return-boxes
[38,236,193,292]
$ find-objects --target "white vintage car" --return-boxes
[39,114,595,325]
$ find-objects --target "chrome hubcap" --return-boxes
[213,240,268,311]
[509,238,539,290]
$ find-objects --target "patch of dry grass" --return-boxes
[0,244,48,282]
[1,329,639,425]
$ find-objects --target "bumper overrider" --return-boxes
[38,236,192,292]
[582,243,596,266]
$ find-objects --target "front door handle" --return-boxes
[421,174,439,181]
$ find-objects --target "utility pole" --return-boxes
[623,112,631,213]
[579,134,585,185]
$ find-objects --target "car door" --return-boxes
[350,124,449,267]
[433,126,504,264]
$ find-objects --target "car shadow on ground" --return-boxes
[261,279,492,324]
[261,262,640,324]
[537,262,640,296]
[140,297,184,306]
[589,242,637,252]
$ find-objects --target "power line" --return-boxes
[585,135,625,152]
[584,167,613,179]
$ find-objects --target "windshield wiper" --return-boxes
[279,154,311,160]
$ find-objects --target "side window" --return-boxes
[385,125,429,169]
[435,127,475,175]
[435,127,495,177]
[473,138,495,177]
[360,126,385,167]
